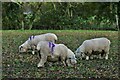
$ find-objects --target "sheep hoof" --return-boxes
[99,56,103,59]
[32,51,35,55]
[51,55,55,58]
[90,56,93,60]
[37,64,44,68]
[67,64,71,67]
[105,57,108,60]
[80,57,83,60]
[105,55,108,60]
[86,56,89,60]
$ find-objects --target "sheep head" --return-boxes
[19,41,31,53]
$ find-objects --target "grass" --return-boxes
[1,30,119,79]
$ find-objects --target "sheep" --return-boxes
[19,33,58,54]
[36,41,77,68]
[75,37,111,60]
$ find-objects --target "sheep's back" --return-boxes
[54,44,68,57]
[82,40,94,52]
[45,33,57,41]
[37,41,50,55]
[67,49,75,58]
[83,38,110,52]
[34,35,46,45]
[92,38,110,51]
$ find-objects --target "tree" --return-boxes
[2,2,118,30]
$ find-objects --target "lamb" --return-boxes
[75,37,111,60]
[19,33,58,54]
[36,41,77,68]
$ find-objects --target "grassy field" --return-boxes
[2,30,119,79]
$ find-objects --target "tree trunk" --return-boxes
[21,20,24,30]
[115,3,119,31]
[52,2,56,11]
[115,15,119,31]
[29,22,33,30]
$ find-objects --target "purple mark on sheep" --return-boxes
[33,36,35,39]
[49,42,55,54]
[29,36,35,40]
[29,36,32,40]
[49,42,51,48]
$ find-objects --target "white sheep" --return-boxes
[19,33,58,54]
[36,41,77,68]
[75,37,111,60]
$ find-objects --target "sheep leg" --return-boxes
[99,50,105,59]
[32,51,35,55]
[32,45,36,55]
[66,59,72,67]
[86,51,91,60]
[105,50,109,60]
[99,54,102,59]
[60,56,67,66]
[105,53,109,60]
[104,47,110,60]
[86,50,92,60]
[99,53,104,59]
[90,55,94,59]
[81,52,85,58]
[37,53,47,68]
[62,61,67,66]
[86,56,89,60]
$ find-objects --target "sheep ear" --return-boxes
[29,36,32,40]
[19,46,23,50]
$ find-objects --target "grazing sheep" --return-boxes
[36,41,77,67]
[19,33,58,54]
[75,37,111,60]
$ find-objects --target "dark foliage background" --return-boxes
[2,2,118,30]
